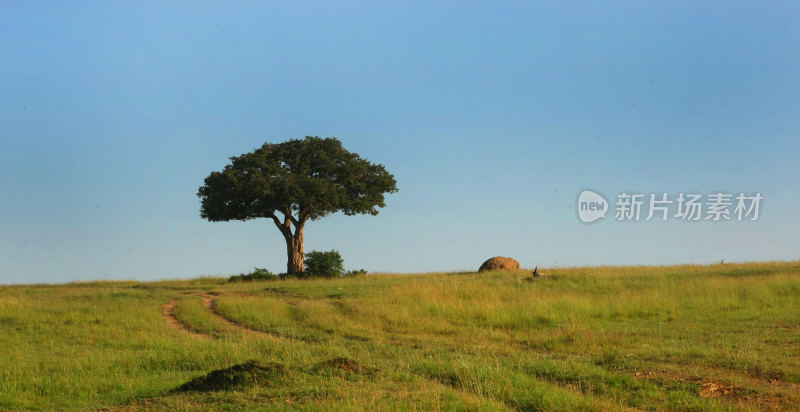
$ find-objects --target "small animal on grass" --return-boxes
[524,266,545,282]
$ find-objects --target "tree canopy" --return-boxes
[198,136,397,274]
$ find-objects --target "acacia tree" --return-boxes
[198,136,398,275]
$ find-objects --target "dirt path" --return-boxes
[161,299,208,339]
[161,293,283,340]
[197,293,283,340]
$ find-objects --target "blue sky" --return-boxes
[2,1,799,284]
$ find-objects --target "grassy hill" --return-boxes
[1,262,798,411]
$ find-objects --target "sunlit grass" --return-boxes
[0,261,798,410]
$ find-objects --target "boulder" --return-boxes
[478,256,520,272]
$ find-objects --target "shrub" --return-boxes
[345,269,368,277]
[228,267,278,282]
[304,250,345,278]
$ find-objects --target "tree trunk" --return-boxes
[285,229,304,275]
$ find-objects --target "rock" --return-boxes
[478,256,520,272]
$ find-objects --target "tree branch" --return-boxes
[288,212,299,227]
[268,212,292,238]
[294,215,307,237]
[267,212,282,228]
[281,207,302,236]
[278,208,290,227]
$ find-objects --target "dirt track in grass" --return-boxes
[162,293,283,340]
[161,299,208,339]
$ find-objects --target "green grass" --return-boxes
[0,261,798,410]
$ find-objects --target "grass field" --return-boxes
[0,261,798,411]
